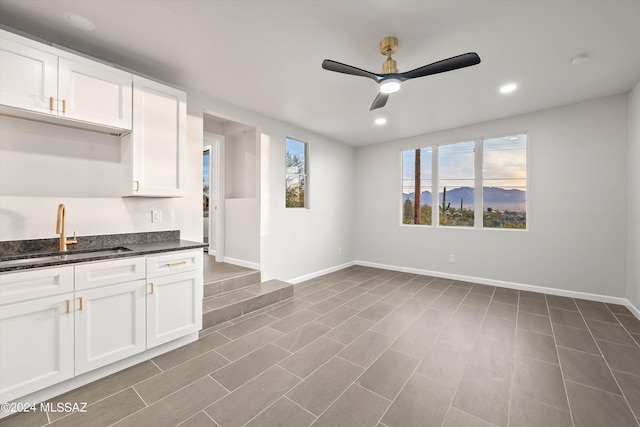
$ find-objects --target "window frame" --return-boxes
[285,136,309,209]
[399,131,528,231]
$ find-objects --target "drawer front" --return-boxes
[75,257,145,291]
[0,266,74,305]
[146,250,202,278]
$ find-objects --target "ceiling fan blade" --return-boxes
[370,92,389,110]
[400,52,481,81]
[322,59,383,82]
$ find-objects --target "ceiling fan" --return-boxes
[322,37,481,111]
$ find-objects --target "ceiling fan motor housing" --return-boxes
[380,37,399,74]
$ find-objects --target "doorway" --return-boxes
[203,132,223,259]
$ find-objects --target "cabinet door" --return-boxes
[0,34,58,114]
[0,293,74,403]
[124,75,186,197]
[147,271,202,349]
[58,57,132,130]
[75,280,146,375]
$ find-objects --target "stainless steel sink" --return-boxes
[0,247,133,268]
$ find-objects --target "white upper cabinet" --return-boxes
[122,75,187,197]
[0,29,132,132]
[58,58,132,130]
[0,35,58,114]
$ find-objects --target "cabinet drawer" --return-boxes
[0,266,74,305]
[75,257,145,290]
[146,250,202,278]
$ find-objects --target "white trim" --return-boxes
[223,257,260,271]
[288,261,356,284]
[355,259,636,309]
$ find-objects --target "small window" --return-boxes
[402,148,432,225]
[482,134,527,229]
[285,137,308,208]
[438,141,475,227]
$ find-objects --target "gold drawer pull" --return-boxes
[166,261,187,268]
[79,296,83,311]
[62,99,67,113]
[149,283,154,294]
[49,96,55,111]
[66,299,71,314]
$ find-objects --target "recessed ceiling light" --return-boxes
[374,117,387,126]
[499,83,517,94]
[571,54,588,65]
[64,12,96,31]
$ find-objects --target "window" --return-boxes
[482,134,527,229]
[438,141,475,227]
[400,133,527,230]
[285,137,308,208]
[402,148,432,225]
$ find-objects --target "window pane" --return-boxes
[402,147,432,225]
[286,138,307,208]
[438,141,474,227]
[482,134,527,229]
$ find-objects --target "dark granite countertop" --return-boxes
[0,231,207,273]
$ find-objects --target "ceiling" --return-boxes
[1,1,639,147]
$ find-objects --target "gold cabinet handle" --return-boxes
[66,299,71,314]
[79,296,83,311]
[166,261,186,268]
[62,99,67,113]
[134,180,140,192]
[49,96,55,111]
[149,283,154,294]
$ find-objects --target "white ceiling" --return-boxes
[1,0,639,147]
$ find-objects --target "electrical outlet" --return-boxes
[449,254,455,263]
[151,210,162,223]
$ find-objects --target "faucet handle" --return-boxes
[68,231,78,245]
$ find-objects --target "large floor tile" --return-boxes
[215,326,283,361]
[134,350,228,404]
[244,397,315,427]
[50,387,145,427]
[113,377,227,427]
[515,329,559,364]
[381,373,455,427]
[558,346,621,394]
[612,370,640,418]
[416,341,470,386]
[324,316,375,345]
[441,408,496,426]
[508,393,572,427]
[390,325,437,358]
[287,356,363,415]
[553,324,600,354]
[314,305,359,328]
[278,336,344,378]
[356,301,395,322]
[338,331,395,368]
[205,366,300,427]
[586,318,639,347]
[310,384,390,427]
[517,311,553,336]
[598,340,640,376]
[565,380,638,427]
[269,309,321,334]
[550,307,588,329]
[218,313,278,340]
[152,332,230,371]
[211,344,290,391]
[273,322,330,352]
[369,311,414,339]
[355,349,420,400]
[576,303,618,324]
[511,355,569,410]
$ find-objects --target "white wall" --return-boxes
[355,95,629,298]
[0,112,203,242]
[628,82,640,310]
[188,93,356,282]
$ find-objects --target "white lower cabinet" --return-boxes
[146,250,203,349]
[74,280,146,375]
[0,249,203,403]
[0,293,75,403]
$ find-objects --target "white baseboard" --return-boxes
[222,257,260,271]
[288,261,356,284]
[355,260,638,317]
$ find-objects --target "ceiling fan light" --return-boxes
[380,79,401,94]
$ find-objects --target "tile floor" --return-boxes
[2,266,640,427]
